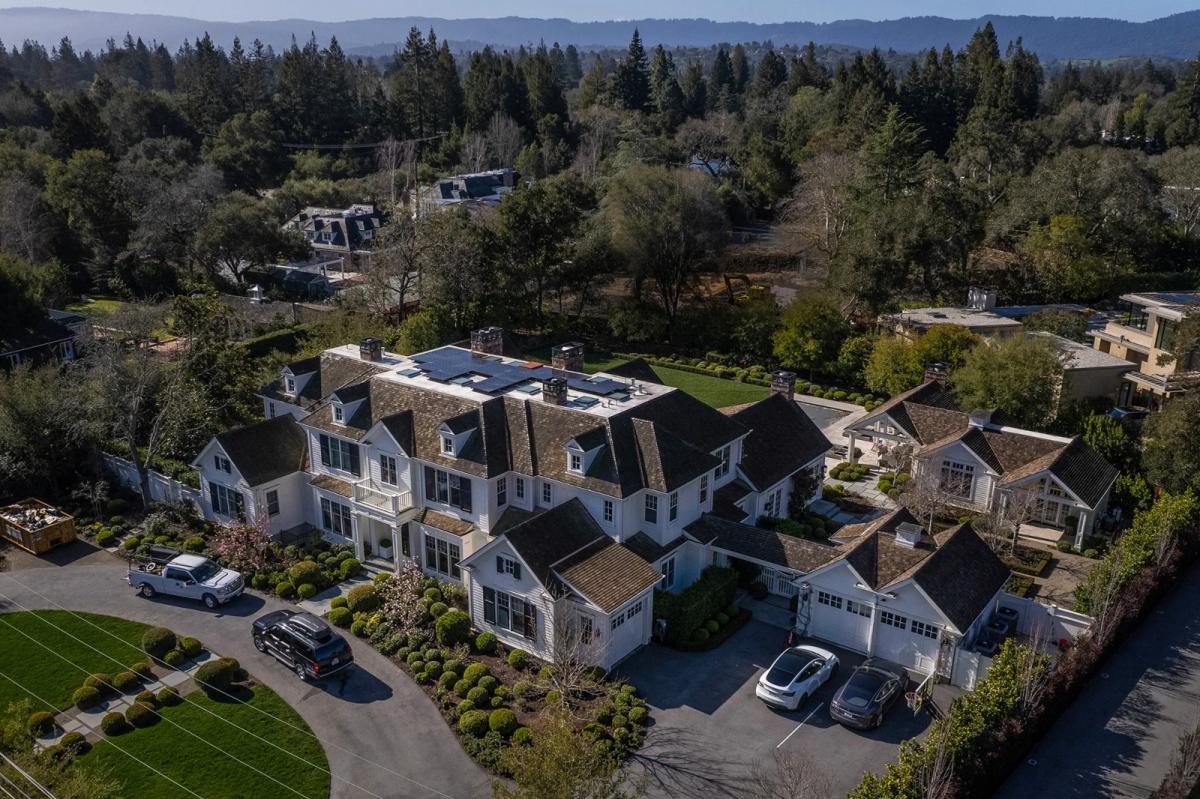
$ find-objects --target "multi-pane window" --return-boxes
[541,482,552,506]
[424,534,461,579]
[880,611,908,628]
[660,557,675,589]
[266,489,279,517]
[496,477,507,507]
[611,612,625,631]
[515,477,526,500]
[764,493,775,517]
[423,466,473,512]
[319,434,360,475]
[284,376,296,394]
[846,600,871,617]
[603,499,613,523]
[911,620,939,639]
[940,460,974,499]
[568,452,582,473]
[716,445,731,478]
[699,475,709,504]
[209,483,243,520]
[496,555,521,578]
[214,455,231,474]
[578,615,594,644]
[627,600,643,619]
[817,590,843,610]
[379,455,398,486]
[644,494,658,524]
[268,402,276,419]
[333,404,344,423]
[482,587,536,639]
[441,436,455,455]
[320,497,352,537]
[669,492,678,521]
[400,524,411,557]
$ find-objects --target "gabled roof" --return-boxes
[606,358,662,385]
[850,381,962,443]
[262,352,383,411]
[631,418,722,493]
[330,382,371,403]
[567,426,608,453]
[283,356,320,376]
[439,410,480,435]
[556,539,663,613]
[688,514,842,573]
[727,393,832,491]
[999,436,1119,508]
[213,415,307,487]
[501,499,607,587]
[711,479,752,522]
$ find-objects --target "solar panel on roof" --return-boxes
[397,368,421,378]
[408,346,625,397]
[571,396,600,408]
[513,384,541,394]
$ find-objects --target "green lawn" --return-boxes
[64,297,128,317]
[0,611,147,710]
[0,611,330,799]
[650,365,770,408]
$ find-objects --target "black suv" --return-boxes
[252,610,353,681]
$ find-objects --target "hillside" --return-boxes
[2,7,1200,60]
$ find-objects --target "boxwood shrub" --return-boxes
[653,565,737,645]
[59,731,89,755]
[195,657,243,696]
[179,637,203,658]
[27,711,54,736]
[100,712,130,736]
[141,626,177,658]
[338,558,361,580]
[488,708,518,737]
[157,687,182,706]
[297,583,318,600]
[163,649,185,668]
[467,686,489,707]
[346,584,380,613]
[95,529,116,547]
[507,649,529,670]
[512,726,532,746]
[327,607,352,628]
[330,595,348,609]
[435,610,470,646]
[458,710,489,738]
[112,671,141,693]
[462,662,489,685]
[126,702,158,728]
[83,673,113,695]
[275,581,296,598]
[287,560,322,587]
[474,631,497,655]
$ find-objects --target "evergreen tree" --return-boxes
[680,60,707,118]
[751,49,787,97]
[614,29,650,111]
[464,47,502,131]
[730,44,752,93]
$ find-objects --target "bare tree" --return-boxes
[537,599,607,716]
[377,137,405,209]
[1086,559,1126,644]
[973,485,1041,557]
[737,750,830,799]
[898,466,954,535]
[0,176,52,262]
[1155,719,1200,799]
[462,133,489,173]
[488,112,523,168]
[1014,631,1053,718]
[362,217,424,321]
[778,151,855,267]
[574,107,621,179]
[915,722,956,799]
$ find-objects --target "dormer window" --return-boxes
[441,436,455,456]
[214,455,231,474]
[333,404,344,424]
[568,452,583,474]
[284,376,296,395]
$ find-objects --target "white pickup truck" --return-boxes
[128,552,244,609]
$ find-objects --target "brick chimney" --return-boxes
[551,342,585,373]
[359,337,383,362]
[924,362,949,384]
[770,370,797,400]
[541,377,568,406]
[470,326,504,356]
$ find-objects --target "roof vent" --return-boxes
[895,522,924,549]
[359,337,383,362]
[968,408,994,428]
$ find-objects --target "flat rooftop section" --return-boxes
[1122,292,1200,319]
[326,344,669,417]
[1030,332,1133,370]
[991,303,1089,319]
[890,307,1024,331]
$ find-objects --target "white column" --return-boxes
[866,601,878,655]
[848,431,859,464]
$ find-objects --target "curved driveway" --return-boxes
[0,543,490,799]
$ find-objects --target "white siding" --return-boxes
[464,541,557,663]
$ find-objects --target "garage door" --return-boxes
[807,590,871,653]
[874,609,940,673]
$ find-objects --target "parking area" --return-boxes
[619,619,936,797]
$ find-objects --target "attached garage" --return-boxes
[872,609,941,673]
[807,589,871,654]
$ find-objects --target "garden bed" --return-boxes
[1003,545,1053,577]
[1004,574,1036,597]
[672,608,753,651]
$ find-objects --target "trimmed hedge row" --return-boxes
[653,565,738,645]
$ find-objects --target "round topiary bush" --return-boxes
[122,536,141,551]
[454,679,472,698]
[59,731,89,755]
[477,675,498,693]
[95,529,116,548]
[346,584,380,613]
[183,536,206,552]
[287,560,322,587]
[112,671,140,693]
[163,650,185,668]
[100,712,129,736]
[135,689,157,707]
[27,711,55,737]
[583,721,607,740]
[458,710,489,738]
[456,699,476,716]
[329,597,348,612]
[438,671,458,689]
[442,658,462,676]
[423,587,443,603]
[511,726,533,746]
[141,626,177,658]
[467,686,489,707]
[195,657,242,696]
[474,631,497,655]
[488,708,518,737]
[424,661,443,680]
[612,714,628,729]
[275,581,296,598]
[507,648,529,670]
[327,607,352,628]
[629,706,648,725]
[435,610,470,646]
[462,662,489,685]
[409,660,426,675]
[1083,548,1100,559]
[429,601,449,618]
[125,702,158,728]
[131,661,154,679]
[179,637,202,658]
[546,690,562,704]
[157,687,182,706]
[338,558,361,580]
[252,573,270,590]
[83,673,113,694]
[350,619,369,638]
[690,628,710,643]
[296,583,317,600]
[716,612,730,626]
[704,619,720,634]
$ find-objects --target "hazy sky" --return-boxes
[5,0,1197,22]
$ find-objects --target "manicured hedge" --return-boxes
[653,565,738,645]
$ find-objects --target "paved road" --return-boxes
[0,541,490,799]
[998,559,1200,798]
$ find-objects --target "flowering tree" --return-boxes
[209,516,274,571]
[377,561,428,633]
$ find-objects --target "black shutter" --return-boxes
[513,562,521,580]
[483,587,496,623]
[349,443,361,476]
[424,466,436,500]
[496,555,504,573]
[319,434,331,467]
[459,476,472,512]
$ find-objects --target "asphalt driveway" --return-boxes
[0,540,490,799]
[617,619,933,797]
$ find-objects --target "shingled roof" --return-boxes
[687,514,842,573]
[727,393,832,491]
[261,352,383,411]
[214,415,308,487]
[556,539,663,613]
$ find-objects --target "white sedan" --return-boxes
[755,644,839,711]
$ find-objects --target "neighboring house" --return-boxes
[1091,291,1200,407]
[286,204,386,274]
[1,317,77,370]
[413,168,517,217]
[196,329,833,668]
[1028,331,1132,406]
[887,287,1092,341]
[191,415,309,535]
[842,381,1118,549]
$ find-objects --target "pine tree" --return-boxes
[464,47,502,131]
[730,44,751,93]
[751,49,787,97]
[614,29,650,111]
[680,60,707,117]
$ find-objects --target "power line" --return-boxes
[0,591,389,799]
[0,577,456,799]
[0,763,36,799]
[0,671,207,799]
[0,755,54,799]
[0,614,312,799]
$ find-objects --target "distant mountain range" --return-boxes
[3,6,1200,61]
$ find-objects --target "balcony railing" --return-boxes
[352,480,412,515]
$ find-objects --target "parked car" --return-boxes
[128,552,244,608]
[829,658,908,730]
[252,610,353,682]
[755,645,839,711]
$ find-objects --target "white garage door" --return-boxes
[874,609,941,673]
[605,597,648,668]
[807,590,871,653]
